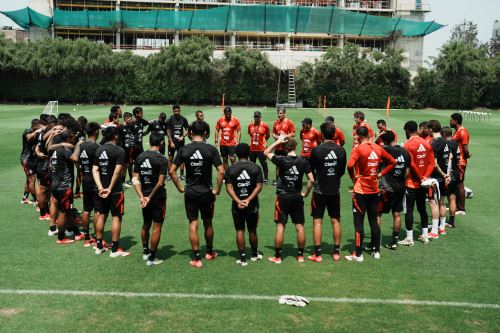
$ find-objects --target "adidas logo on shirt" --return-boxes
[288,165,299,175]
[99,151,109,160]
[80,150,89,159]
[396,155,405,163]
[237,170,251,180]
[444,145,449,152]
[417,144,426,152]
[368,151,378,160]
[141,158,152,169]
[190,150,203,160]
[51,151,57,159]
[325,150,337,160]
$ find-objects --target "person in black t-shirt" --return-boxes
[427,120,445,240]
[224,143,264,266]
[78,122,100,246]
[144,112,168,155]
[92,127,129,258]
[120,112,135,187]
[20,119,43,205]
[74,116,88,198]
[441,126,460,228]
[195,110,210,140]
[133,132,169,266]
[131,107,150,163]
[166,105,189,180]
[264,134,314,264]
[308,122,347,262]
[378,131,410,250]
[50,129,83,245]
[170,120,224,268]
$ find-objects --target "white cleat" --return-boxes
[251,253,263,262]
[371,252,381,259]
[143,254,150,261]
[94,247,107,255]
[344,253,364,262]
[47,228,58,236]
[146,258,164,266]
[236,260,248,267]
[398,238,414,246]
[418,235,429,244]
[109,249,131,258]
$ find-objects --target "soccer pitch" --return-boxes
[0,104,499,332]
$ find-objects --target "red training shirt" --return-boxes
[453,126,470,166]
[216,116,241,146]
[248,121,270,152]
[375,129,398,146]
[300,127,322,158]
[352,121,374,148]
[273,118,296,151]
[333,127,346,146]
[403,136,435,189]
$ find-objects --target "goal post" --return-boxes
[43,101,59,115]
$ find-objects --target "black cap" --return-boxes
[301,117,312,125]
[253,111,262,117]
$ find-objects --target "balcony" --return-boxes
[344,1,392,10]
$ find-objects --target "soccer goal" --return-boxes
[43,101,59,115]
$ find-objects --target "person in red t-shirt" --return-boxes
[272,107,296,185]
[352,111,374,148]
[346,126,396,262]
[450,113,470,215]
[248,111,270,182]
[399,121,436,246]
[215,107,241,171]
[325,116,346,147]
[374,119,398,146]
[418,121,433,145]
[299,118,321,160]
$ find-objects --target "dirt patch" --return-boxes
[0,308,24,316]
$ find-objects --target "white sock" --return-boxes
[406,230,413,240]
[431,219,439,234]
[422,227,428,237]
[439,217,446,230]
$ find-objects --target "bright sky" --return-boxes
[0,0,498,65]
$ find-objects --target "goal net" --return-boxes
[43,101,59,115]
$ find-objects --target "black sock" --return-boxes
[75,186,80,193]
[96,239,103,250]
[239,250,247,262]
[31,194,37,202]
[206,246,213,255]
[40,207,47,216]
[149,250,156,261]
[449,216,455,226]
[83,228,90,240]
[314,245,322,256]
[143,243,150,254]
[392,231,399,243]
[333,245,340,254]
[121,176,126,183]
[275,247,282,258]
[112,241,119,252]
[72,226,81,236]
[194,250,201,261]
[57,230,65,241]
[356,246,362,257]
[23,192,29,200]
[298,248,304,257]
[49,225,57,232]
[251,248,258,257]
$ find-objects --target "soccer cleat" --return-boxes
[126,180,133,186]
[35,206,40,212]
[189,259,203,268]
[418,235,429,244]
[384,242,398,250]
[122,183,131,189]
[236,259,248,267]
[143,253,150,261]
[94,247,107,255]
[427,232,439,239]
[398,238,414,246]
[74,192,82,199]
[65,231,74,238]
[308,254,323,263]
[438,228,447,235]
[371,251,381,259]
[147,258,164,266]
[56,238,74,245]
[445,223,456,228]
[263,179,268,185]
[268,256,282,264]
[456,210,466,215]
[296,255,305,263]
[109,249,131,258]
[39,214,50,221]
[363,243,374,252]
[180,175,186,181]
[21,198,33,205]
[166,175,171,182]
[47,228,58,236]
[74,234,85,241]
[251,253,263,262]
[83,239,95,247]
[93,241,109,250]
[332,253,341,262]
[344,253,364,262]
[205,252,218,260]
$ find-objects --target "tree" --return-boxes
[449,20,479,47]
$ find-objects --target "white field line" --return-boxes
[0,289,499,310]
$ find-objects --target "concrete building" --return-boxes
[493,20,500,39]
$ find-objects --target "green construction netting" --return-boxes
[2,6,444,37]
[0,7,52,29]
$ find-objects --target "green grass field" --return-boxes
[0,104,499,332]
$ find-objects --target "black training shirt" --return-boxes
[50,147,74,191]
[310,142,346,195]
[380,145,411,193]
[93,143,125,194]
[224,160,263,204]
[79,140,99,192]
[134,150,168,197]
[271,155,311,195]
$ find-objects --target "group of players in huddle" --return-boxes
[19,105,470,267]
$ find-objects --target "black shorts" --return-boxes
[274,149,287,156]
[132,146,144,162]
[184,189,216,221]
[274,193,305,225]
[37,171,51,187]
[439,181,458,197]
[232,201,259,231]
[21,160,35,176]
[220,145,236,158]
[52,188,74,213]
[143,192,167,223]
[311,192,341,219]
[378,190,404,214]
[83,190,99,213]
[96,192,124,217]
[168,142,184,158]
